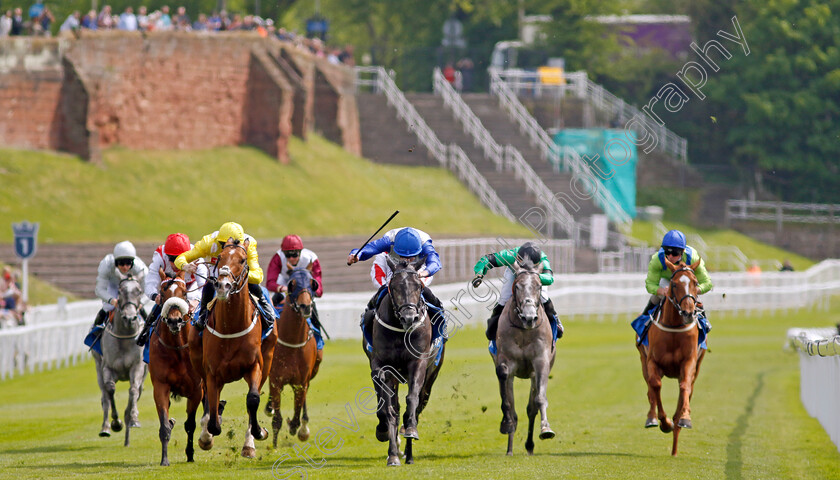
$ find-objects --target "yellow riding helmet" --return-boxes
[217,222,245,243]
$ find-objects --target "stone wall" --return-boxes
[0,32,360,162]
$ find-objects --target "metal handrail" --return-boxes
[488,68,632,226]
[433,68,578,240]
[355,66,514,222]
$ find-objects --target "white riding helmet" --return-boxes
[113,240,137,260]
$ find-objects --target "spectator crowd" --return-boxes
[0,1,355,67]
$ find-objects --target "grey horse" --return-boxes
[93,273,148,446]
[493,259,556,456]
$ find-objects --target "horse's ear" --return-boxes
[310,278,319,292]
[411,256,425,271]
[689,259,701,271]
[664,257,677,271]
[385,255,396,272]
[159,266,167,281]
[513,260,521,271]
[289,278,297,292]
[243,238,250,249]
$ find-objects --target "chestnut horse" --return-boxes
[493,259,556,456]
[368,256,445,466]
[149,268,203,466]
[268,267,323,447]
[638,259,705,456]
[188,238,276,458]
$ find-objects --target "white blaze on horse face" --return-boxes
[168,282,178,294]
[679,275,690,292]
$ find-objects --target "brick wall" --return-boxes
[0,33,360,162]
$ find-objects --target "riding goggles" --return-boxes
[283,250,301,258]
[115,258,134,267]
[663,247,684,257]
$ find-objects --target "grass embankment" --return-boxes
[0,135,530,244]
[1,301,839,479]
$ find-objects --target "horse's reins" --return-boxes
[653,267,699,333]
[107,277,142,339]
[509,269,542,330]
[379,268,426,332]
[204,243,259,339]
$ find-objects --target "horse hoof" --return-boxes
[298,430,310,442]
[129,420,141,428]
[387,455,401,466]
[161,459,170,467]
[256,427,269,441]
[111,419,124,432]
[198,437,213,451]
[506,450,514,456]
[264,403,274,417]
[539,428,555,440]
[242,446,256,458]
[677,418,693,429]
[99,430,111,437]
[375,425,389,442]
[659,422,673,434]
[402,427,419,440]
[645,418,659,428]
[168,418,176,428]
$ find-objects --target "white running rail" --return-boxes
[787,327,840,453]
[355,66,514,222]
[432,67,579,241]
[488,68,631,226]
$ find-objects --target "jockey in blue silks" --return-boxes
[347,227,447,354]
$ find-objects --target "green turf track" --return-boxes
[2,302,840,479]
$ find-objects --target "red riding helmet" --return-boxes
[164,233,191,257]
[281,234,303,251]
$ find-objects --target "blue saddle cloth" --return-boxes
[631,306,711,349]
[488,315,561,355]
[83,324,104,355]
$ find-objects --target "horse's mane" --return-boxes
[517,257,537,272]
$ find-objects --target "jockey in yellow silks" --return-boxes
[174,222,275,332]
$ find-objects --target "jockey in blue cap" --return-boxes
[347,227,446,350]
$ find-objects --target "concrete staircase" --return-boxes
[461,93,602,219]
[358,93,434,167]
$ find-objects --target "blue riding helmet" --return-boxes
[661,230,686,250]
[393,228,423,257]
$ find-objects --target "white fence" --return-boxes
[787,327,840,453]
[4,260,839,380]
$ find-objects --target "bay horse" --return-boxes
[188,238,276,458]
[268,267,323,447]
[368,256,445,466]
[493,259,556,456]
[638,258,705,456]
[149,268,203,466]
[93,273,148,446]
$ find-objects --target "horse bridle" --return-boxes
[668,267,698,325]
[106,276,142,338]
[160,276,191,331]
[215,243,249,295]
[511,269,540,325]
[388,268,426,326]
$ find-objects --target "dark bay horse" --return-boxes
[639,258,705,456]
[149,268,203,466]
[493,259,556,456]
[94,273,148,446]
[269,267,323,447]
[188,238,276,458]
[368,256,445,466]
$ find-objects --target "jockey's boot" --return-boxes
[193,282,216,331]
[250,283,276,332]
[542,298,563,339]
[641,300,657,317]
[93,308,108,327]
[135,303,161,347]
[485,303,505,341]
[360,308,375,334]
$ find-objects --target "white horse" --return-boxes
[93,273,148,446]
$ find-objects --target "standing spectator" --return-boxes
[207,11,221,31]
[136,6,150,31]
[442,62,456,86]
[58,10,80,35]
[10,7,24,36]
[156,5,172,31]
[1,266,25,326]
[117,6,137,31]
[327,48,341,65]
[456,57,474,92]
[35,5,54,36]
[97,5,113,30]
[192,13,207,31]
[0,10,12,37]
[28,0,44,22]
[173,6,190,31]
[337,44,355,66]
[81,9,97,30]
